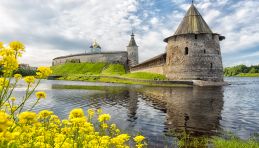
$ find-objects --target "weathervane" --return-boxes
[130,22,134,36]
[192,0,194,4]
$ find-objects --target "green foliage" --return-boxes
[123,72,166,80]
[14,67,36,76]
[102,64,126,75]
[224,64,259,76]
[51,63,107,75]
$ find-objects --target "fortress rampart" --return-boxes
[52,51,128,66]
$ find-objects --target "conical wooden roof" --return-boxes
[164,4,213,42]
[128,33,138,47]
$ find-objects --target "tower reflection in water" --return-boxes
[140,86,224,136]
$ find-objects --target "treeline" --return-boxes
[14,67,36,76]
[224,64,259,76]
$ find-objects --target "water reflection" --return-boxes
[140,86,224,135]
[14,80,250,147]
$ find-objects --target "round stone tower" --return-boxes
[127,32,139,67]
[164,4,225,82]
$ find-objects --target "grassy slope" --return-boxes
[51,63,106,75]
[51,63,167,81]
[101,64,126,75]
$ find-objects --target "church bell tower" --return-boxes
[127,32,139,67]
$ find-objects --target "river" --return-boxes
[12,77,259,147]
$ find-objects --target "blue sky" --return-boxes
[0,0,258,67]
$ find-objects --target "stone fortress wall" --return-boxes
[130,53,166,75]
[52,51,128,66]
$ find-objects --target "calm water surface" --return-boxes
[13,77,259,147]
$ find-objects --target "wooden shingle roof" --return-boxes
[164,4,213,42]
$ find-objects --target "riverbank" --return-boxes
[51,63,228,86]
[52,74,193,87]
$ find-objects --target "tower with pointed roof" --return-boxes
[127,32,139,67]
[164,3,225,81]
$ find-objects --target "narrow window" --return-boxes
[210,63,213,69]
[174,36,177,41]
[195,34,198,39]
[204,49,206,54]
[185,47,189,55]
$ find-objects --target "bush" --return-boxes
[14,67,36,76]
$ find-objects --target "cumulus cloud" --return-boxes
[0,0,258,67]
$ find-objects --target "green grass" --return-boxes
[212,137,259,148]
[123,72,166,80]
[51,63,118,76]
[101,64,126,75]
[51,63,173,86]
[174,131,259,148]
[236,73,259,77]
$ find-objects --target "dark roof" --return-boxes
[128,33,138,47]
[53,51,127,60]
[164,4,213,42]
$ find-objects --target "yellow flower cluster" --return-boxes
[0,41,25,76]
[9,41,25,52]
[36,91,47,99]
[37,66,52,78]
[0,108,146,148]
[24,76,35,84]
[13,74,22,80]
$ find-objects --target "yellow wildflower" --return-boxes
[10,97,16,102]
[0,111,12,132]
[0,78,9,87]
[35,91,47,99]
[37,66,52,78]
[38,110,53,119]
[87,108,95,119]
[97,108,102,114]
[9,41,25,52]
[69,108,84,119]
[18,111,37,124]
[14,74,22,80]
[111,134,130,145]
[24,76,35,84]
[0,42,3,49]
[98,114,111,123]
[11,106,18,113]
[134,135,145,143]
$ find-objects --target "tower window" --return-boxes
[185,47,189,55]
[195,34,198,39]
[210,63,213,69]
[204,49,206,54]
